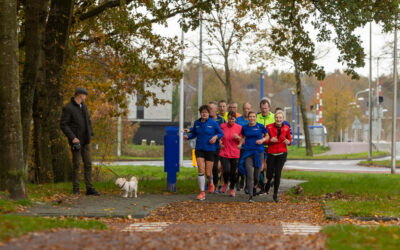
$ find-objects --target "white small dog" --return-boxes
[115,176,138,198]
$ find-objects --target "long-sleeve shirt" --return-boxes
[187,118,224,152]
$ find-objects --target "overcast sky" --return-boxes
[154,17,396,79]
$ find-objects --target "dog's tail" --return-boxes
[130,176,138,182]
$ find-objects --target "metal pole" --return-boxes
[198,16,203,112]
[292,92,295,146]
[260,73,264,100]
[368,22,373,161]
[377,57,380,144]
[297,105,300,148]
[179,29,185,167]
[391,23,397,174]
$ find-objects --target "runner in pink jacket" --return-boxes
[219,111,242,197]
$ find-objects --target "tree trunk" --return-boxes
[44,0,74,182]
[21,0,49,170]
[294,65,313,156]
[0,0,27,199]
[224,54,232,103]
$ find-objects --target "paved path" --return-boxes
[318,142,369,155]
[22,179,305,218]
[96,159,396,173]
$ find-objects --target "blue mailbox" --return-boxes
[164,126,179,192]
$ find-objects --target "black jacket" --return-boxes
[60,97,94,145]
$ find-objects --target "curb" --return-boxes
[288,155,389,161]
[323,206,399,222]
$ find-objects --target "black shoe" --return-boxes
[73,188,80,195]
[236,183,241,191]
[273,193,278,203]
[248,196,255,203]
[86,188,100,196]
[253,188,258,196]
[245,188,249,194]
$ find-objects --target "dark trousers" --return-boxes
[212,148,221,186]
[221,157,238,189]
[236,149,245,188]
[72,144,93,190]
[266,153,287,194]
[244,153,263,196]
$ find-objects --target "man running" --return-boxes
[218,100,228,121]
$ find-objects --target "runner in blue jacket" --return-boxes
[184,105,223,200]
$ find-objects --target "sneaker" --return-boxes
[253,188,258,196]
[73,188,80,195]
[248,196,255,203]
[197,192,206,200]
[229,189,235,197]
[273,193,278,203]
[236,183,241,191]
[208,183,215,193]
[221,184,228,193]
[86,188,100,196]
[244,188,249,194]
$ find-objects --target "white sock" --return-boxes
[198,174,205,191]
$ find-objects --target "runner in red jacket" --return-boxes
[265,110,292,202]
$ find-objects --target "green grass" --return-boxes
[283,170,400,217]
[287,146,388,159]
[359,159,400,168]
[0,199,32,213]
[324,225,400,249]
[0,215,107,241]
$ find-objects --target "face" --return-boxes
[248,113,256,124]
[200,109,209,120]
[208,104,217,117]
[218,102,227,113]
[275,113,284,126]
[260,103,270,116]
[243,103,251,116]
[228,103,238,112]
[227,115,236,125]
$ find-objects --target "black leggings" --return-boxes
[266,153,287,194]
[220,157,238,189]
[212,149,221,186]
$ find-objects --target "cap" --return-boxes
[75,87,88,96]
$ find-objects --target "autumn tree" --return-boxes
[0,0,27,199]
[201,0,262,103]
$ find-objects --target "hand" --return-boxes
[233,134,241,140]
[183,128,190,133]
[283,139,290,145]
[237,144,242,149]
[72,138,80,144]
[183,135,188,140]
[209,135,218,144]
[220,142,224,149]
[256,139,264,145]
[270,137,278,143]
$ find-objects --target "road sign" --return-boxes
[352,117,362,130]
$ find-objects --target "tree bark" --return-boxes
[294,64,313,156]
[20,0,49,170]
[0,0,27,199]
[224,53,232,103]
[44,0,74,182]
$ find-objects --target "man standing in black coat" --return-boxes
[60,87,100,195]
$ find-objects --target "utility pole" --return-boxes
[179,29,185,167]
[391,23,397,174]
[198,15,203,112]
[368,22,373,161]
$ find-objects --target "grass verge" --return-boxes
[287,146,388,159]
[0,215,107,242]
[359,159,400,168]
[324,224,400,249]
[283,170,400,217]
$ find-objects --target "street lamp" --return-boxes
[260,72,266,101]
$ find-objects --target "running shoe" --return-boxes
[273,193,278,203]
[229,189,235,197]
[197,191,206,200]
[248,196,255,203]
[208,183,215,193]
[221,183,228,193]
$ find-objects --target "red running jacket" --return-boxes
[266,123,292,154]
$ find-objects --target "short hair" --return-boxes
[229,101,238,106]
[248,111,256,117]
[208,101,217,106]
[243,102,251,107]
[199,105,210,113]
[227,111,236,118]
[275,110,285,119]
[259,98,271,108]
[275,107,283,112]
[218,100,227,105]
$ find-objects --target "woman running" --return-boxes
[219,111,242,197]
[238,111,269,202]
[265,110,292,202]
[184,105,224,200]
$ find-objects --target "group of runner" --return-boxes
[183,99,292,203]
